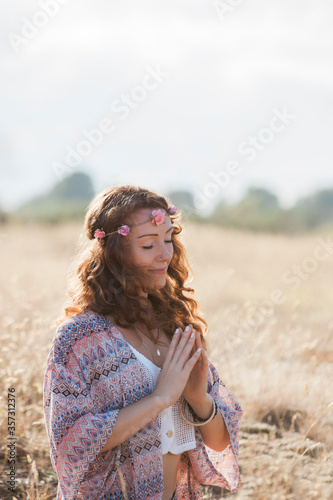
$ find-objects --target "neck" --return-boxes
[135,323,158,340]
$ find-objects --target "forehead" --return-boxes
[128,207,173,234]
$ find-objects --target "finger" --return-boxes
[187,330,198,357]
[172,326,191,363]
[194,332,204,365]
[200,347,208,371]
[176,331,197,367]
[193,331,201,352]
[164,328,182,366]
[185,331,199,361]
[183,347,202,374]
[173,325,193,364]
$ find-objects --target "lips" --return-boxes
[149,266,167,273]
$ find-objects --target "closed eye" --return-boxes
[142,240,173,250]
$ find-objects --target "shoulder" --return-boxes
[51,310,114,366]
[55,309,109,337]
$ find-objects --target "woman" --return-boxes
[43,185,243,500]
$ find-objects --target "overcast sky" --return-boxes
[1,0,333,214]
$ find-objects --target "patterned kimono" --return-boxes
[43,310,243,499]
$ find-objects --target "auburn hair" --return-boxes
[54,185,207,347]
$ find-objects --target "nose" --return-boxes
[158,244,173,263]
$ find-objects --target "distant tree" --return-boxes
[51,172,94,200]
[11,172,95,223]
[210,187,282,232]
[0,203,7,224]
[291,188,333,228]
[241,187,279,212]
[165,190,202,221]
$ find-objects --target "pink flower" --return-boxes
[118,225,130,236]
[151,209,165,226]
[168,205,178,215]
[94,229,106,239]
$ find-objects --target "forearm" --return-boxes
[187,394,230,452]
[100,393,165,453]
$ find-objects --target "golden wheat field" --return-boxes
[0,221,332,499]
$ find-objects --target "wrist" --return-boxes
[186,393,214,421]
[150,391,169,413]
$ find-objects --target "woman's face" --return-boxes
[126,208,174,295]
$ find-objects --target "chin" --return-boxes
[145,276,167,291]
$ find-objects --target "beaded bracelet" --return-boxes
[180,394,218,427]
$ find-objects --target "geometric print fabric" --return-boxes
[43,310,243,499]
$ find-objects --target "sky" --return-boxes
[1,0,333,215]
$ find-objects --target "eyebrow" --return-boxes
[137,226,174,239]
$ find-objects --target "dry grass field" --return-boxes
[0,221,332,499]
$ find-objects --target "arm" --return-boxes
[100,392,165,452]
[44,321,201,498]
[187,392,231,452]
[43,351,121,499]
[187,363,243,492]
[181,326,233,452]
[101,326,202,452]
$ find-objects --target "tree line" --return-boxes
[2,173,332,234]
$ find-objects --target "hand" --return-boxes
[153,326,202,408]
[181,325,209,407]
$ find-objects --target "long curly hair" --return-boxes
[55,185,207,347]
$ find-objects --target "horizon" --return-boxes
[4,170,332,217]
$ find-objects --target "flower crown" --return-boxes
[93,206,178,239]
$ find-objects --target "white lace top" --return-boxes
[129,345,196,455]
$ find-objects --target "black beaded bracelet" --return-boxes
[190,401,218,422]
[189,397,218,422]
[181,395,218,426]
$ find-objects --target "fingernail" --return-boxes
[175,328,180,334]
[197,347,202,353]
[185,325,191,333]
[190,332,195,339]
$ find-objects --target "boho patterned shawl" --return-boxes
[43,310,243,499]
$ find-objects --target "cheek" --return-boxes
[131,248,152,267]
